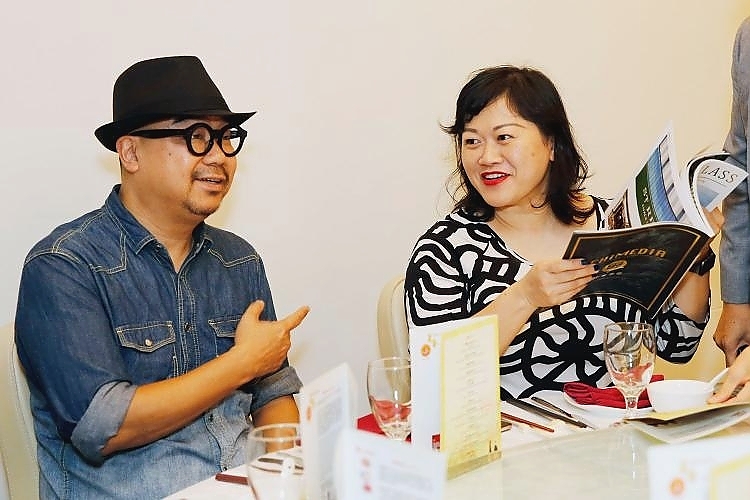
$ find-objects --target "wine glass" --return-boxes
[603,322,656,419]
[245,423,304,500]
[366,357,412,440]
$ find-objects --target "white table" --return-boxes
[164,428,644,500]
[163,392,747,499]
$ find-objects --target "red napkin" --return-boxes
[357,413,383,434]
[356,413,411,442]
[563,374,664,409]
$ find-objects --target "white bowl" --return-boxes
[646,379,713,413]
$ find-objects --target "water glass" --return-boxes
[366,357,412,440]
[245,423,304,500]
[603,322,656,419]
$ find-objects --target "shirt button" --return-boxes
[184,322,191,332]
[144,339,153,347]
[208,413,214,423]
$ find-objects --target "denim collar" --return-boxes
[103,184,209,254]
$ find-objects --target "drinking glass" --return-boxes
[603,322,656,419]
[245,423,304,500]
[366,357,412,440]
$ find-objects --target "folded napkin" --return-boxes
[356,413,383,435]
[563,374,664,409]
[356,413,411,442]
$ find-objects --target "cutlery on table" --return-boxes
[530,397,595,429]
[215,472,248,485]
[501,412,555,433]
[504,396,590,429]
[250,462,304,475]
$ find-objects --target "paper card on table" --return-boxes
[334,428,446,500]
[627,401,750,444]
[709,453,750,500]
[299,363,357,500]
[647,433,750,500]
[409,315,501,477]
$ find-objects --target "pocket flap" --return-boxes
[116,322,176,352]
[208,316,241,338]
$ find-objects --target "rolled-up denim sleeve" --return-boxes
[71,381,136,464]
[248,362,303,414]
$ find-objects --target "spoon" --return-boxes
[706,367,730,390]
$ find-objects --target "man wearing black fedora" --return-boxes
[15,55,308,499]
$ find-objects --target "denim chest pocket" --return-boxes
[208,316,241,356]
[116,322,177,382]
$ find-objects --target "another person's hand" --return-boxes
[714,304,750,364]
[703,206,725,235]
[234,300,310,379]
[708,346,750,404]
[516,259,597,309]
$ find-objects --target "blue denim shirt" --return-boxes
[15,185,303,499]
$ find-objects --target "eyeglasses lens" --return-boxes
[188,125,244,156]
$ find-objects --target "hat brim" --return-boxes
[94,110,256,152]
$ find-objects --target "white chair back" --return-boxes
[0,323,39,500]
[376,276,409,359]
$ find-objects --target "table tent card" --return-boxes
[334,428,446,500]
[648,433,750,500]
[409,315,502,478]
[299,363,358,500]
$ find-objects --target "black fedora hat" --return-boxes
[95,55,255,151]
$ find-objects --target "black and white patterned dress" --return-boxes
[404,196,706,399]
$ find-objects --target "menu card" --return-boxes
[648,433,750,499]
[299,363,357,500]
[627,401,750,444]
[334,428,446,499]
[409,316,501,478]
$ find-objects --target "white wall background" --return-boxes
[0,1,746,414]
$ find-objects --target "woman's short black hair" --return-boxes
[443,65,593,224]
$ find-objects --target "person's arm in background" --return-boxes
[715,17,750,364]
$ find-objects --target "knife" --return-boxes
[531,397,595,429]
[504,396,589,429]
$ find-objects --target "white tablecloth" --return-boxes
[163,392,631,499]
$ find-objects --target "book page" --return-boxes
[604,125,712,235]
[688,155,748,211]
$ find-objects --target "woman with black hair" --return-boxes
[405,66,718,398]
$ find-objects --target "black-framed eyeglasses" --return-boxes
[128,122,247,157]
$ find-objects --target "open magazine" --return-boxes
[562,126,747,317]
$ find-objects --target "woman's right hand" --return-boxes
[708,346,750,404]
[516,259,598,309]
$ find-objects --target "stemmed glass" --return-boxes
[366,357,412,440]
[603,322,656,419]
[245,423,304,500]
